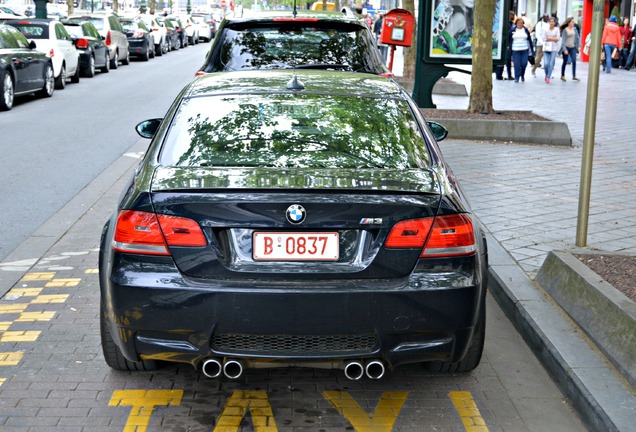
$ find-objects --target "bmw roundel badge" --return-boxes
[286,204,306,224]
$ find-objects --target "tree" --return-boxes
[113,0,119,13]
[401,0,416,80]
[467,0,495,114]
[67,0,74,15]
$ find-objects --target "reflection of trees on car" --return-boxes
[217,27,378,72]
[165,94,429,170]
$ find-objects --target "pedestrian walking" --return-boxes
[532,14,550,76]
[508,17,534,83]
[625,21,636,70]
[496,11,515,80]
[559,17,580,82]
[542,17,560,83]
[619,18,632,68]
[601,15,622,73]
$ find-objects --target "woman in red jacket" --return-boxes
[602,15,622,73]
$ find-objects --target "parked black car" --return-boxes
[119,17,154,61]
[98,70,488,380]
[62,20,110,76]
[0,23,54,110]
[198,10,389,75]
[157,17,179,51]
[165,16,187,49]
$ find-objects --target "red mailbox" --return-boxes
[380,8,414,48]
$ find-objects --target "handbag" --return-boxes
[612,47,619,59]
[528,54,535,65]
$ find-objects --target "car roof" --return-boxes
[4,18,55,24]
[222,10,361,25]
[186,70,402,99]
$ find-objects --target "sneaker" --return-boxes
[561,76,566,81]
[573,77,580,82]
[521,76,525,82]
[545,77,550,83]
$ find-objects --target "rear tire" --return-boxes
[1,71,14,111]
[37,63,54,98]
[424,302,485,373]
[83,55,96,77]
[110,50,119,69]
[70,63,80,83]
[54,63,66,90]
[121,50,130,65]
[100,307,159,371]
[100,52,110,73]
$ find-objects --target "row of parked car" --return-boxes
[0,10,217,111]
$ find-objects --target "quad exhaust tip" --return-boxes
[365,360,385,380]
[344,361,365,380]
[223,359,244,379]
[202,358,222,378]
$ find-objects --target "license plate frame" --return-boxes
[253,232,339,261]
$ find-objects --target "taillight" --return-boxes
[194,70,207,77]
[112,210,206,255]
[421,214,476,257]
[106,30,112,45]
[49,48,55,57]
[379,72,394,78]
[75,38,88,49]
[132,30,145,38]
[385,219,433,249]
[384,214,476,258]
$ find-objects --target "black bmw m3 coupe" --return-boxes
[99,70,488,380]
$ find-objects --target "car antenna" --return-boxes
[286,75,305,91]
[293,0,297,18]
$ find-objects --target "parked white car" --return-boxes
[138,14,169,56]
[5,18,80,89]
[189,14,213,42]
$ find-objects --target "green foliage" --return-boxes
[610,6,621,23]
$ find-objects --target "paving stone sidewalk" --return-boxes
[432,61,636,276]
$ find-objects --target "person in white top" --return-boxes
[532,14,550,75]
[542,17,561,83]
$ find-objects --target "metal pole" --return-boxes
[576,0,605,247]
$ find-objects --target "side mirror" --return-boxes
[428,121,448,142]
[29,40,37,50]
[136,118,162,139]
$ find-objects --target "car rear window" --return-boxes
[69,16,103,30]
[160,93,429,169]
[11,23,48,39]
[212,22,384,73]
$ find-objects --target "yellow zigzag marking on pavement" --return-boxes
[85,269,99,274]
[16,311,56,322]
[6,288,43,297]
[0,304,29,314]
[20,272,56,282]
[45,278,81,288]
[30,294,69,304]
[0,352,24,366]
[0,331,41,342]
[449,391,489,432]
[0,378,5,387]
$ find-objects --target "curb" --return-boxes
[0,139,149,298]
[536,251,636,388]
[428,117,572,146]
[486,231,636,432]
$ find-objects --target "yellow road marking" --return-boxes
[45,278,81,288]
[449,391,489,432]
[0,351,24,366]
[214,390,278,432]
[0,330,41,342]
[31,294,69,304]
[7,288,43,297]
[0,378,5,387]
[85,269,99,274]
[109,389,183,432]
[0,304,29,314]
[16,311,56,322]
[322,390,409,432]
[0,322,11,331]
[21,272,56,282]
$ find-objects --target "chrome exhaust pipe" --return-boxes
[201,358,223,378]
[344,361,364,380]
[365,360,385,379]
[223,359,244,379]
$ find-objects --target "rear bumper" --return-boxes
[128,39,150,55]
[101,253,487,369]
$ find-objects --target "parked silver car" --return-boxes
[67,12,129,69]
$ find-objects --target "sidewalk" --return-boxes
[430,59,636,430]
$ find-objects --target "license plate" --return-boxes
[253,232,339,261]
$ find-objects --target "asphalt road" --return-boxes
[0,44,201,262]
[0,42,586,431]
